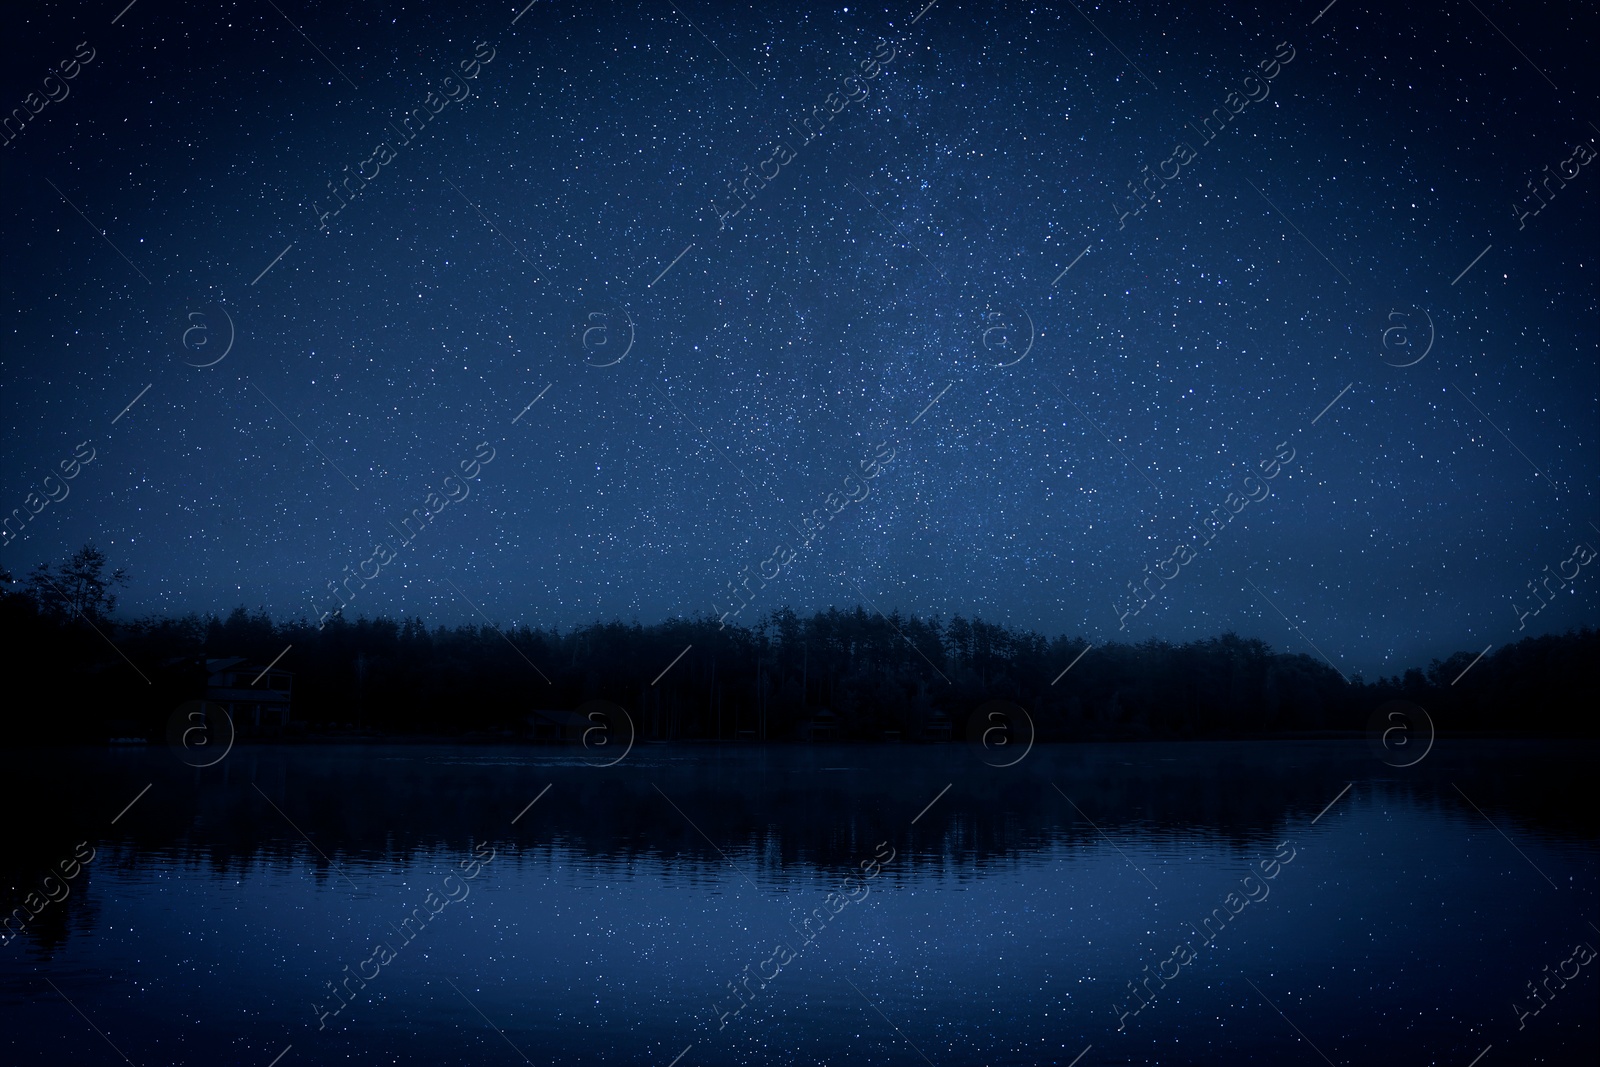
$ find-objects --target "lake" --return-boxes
[2,740,1596,1065]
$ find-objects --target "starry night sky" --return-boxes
[2,0,1595,680]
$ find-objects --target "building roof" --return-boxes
[205,657,293,679]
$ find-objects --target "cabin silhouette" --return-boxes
[205,657,292,735]
[526,710,590,741]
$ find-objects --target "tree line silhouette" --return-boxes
[2,544,1594,742]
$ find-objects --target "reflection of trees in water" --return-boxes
[0,823,104,962]
[2,741,1593,958]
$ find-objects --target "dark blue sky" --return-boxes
[2,0,1595,679]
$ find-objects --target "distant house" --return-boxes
[527,710,590,742]
[205,657,292,735]
[921,710,953,742]
[799,709,839,742]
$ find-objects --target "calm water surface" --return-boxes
[2,740,1596,1065]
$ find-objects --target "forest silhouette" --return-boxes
[2,543,1593,743]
